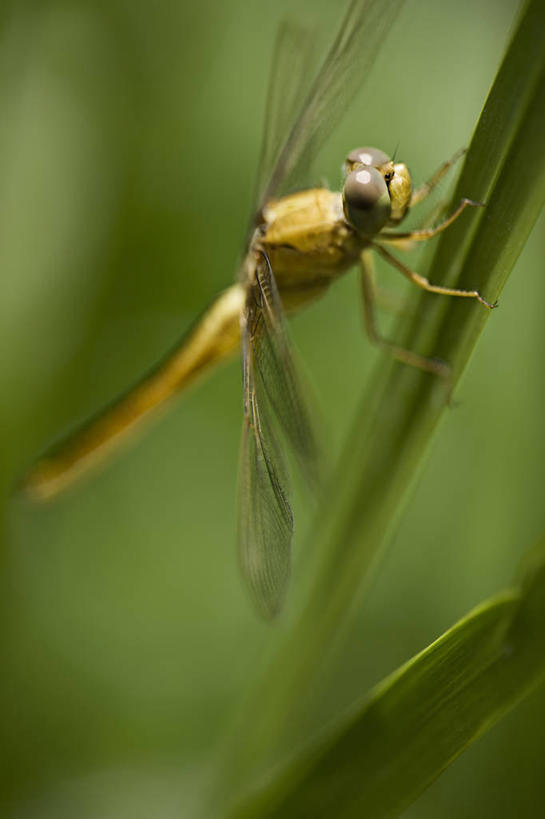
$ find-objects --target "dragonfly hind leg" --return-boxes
[374,243,497,309]
[359,250,450,379]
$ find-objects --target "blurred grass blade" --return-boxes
[215,0,545,806]
[232,535,545,818]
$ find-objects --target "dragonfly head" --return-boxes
[342,147,412,235]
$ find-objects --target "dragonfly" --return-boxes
[21,0,495,618]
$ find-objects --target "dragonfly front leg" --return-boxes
[379,198,484,244]
[409,147,466,207]
[375,197,451,253]
[359,250,450,379]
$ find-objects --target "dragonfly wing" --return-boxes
[254,20,316,209]
[239,286,293,618]
[258,0,405,207]
[239,388,293,619]
[239,253,320,617]
[252,252,321,487]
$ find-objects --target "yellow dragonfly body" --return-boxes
[18,187,370,500]
[21,0,495,617]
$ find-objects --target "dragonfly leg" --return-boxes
[373,286,411,317]
[362,260,410,316]
[359,250,450,379]
[410,147,466,207]
[376,198,449,252]
[374,243,497,309]
[379,197,484,244]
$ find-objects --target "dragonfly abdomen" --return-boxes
[21,284,245,501]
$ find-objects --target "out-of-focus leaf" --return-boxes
[232,535,545,818]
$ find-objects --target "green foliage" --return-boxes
[233,535,545,818]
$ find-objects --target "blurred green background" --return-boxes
[1,0,544,815]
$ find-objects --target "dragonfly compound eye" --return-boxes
[343,166,391,235]
[345,146,391,173]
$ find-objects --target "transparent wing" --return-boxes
[257,0,404,209]
[239,371,293,620]
[252,252,320,486]
[254,20,316,208]
[238,253,320,617]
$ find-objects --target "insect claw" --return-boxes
[429,356,451,381]
[481,295,498,310]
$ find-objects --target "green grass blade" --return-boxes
[232,535,545,818]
